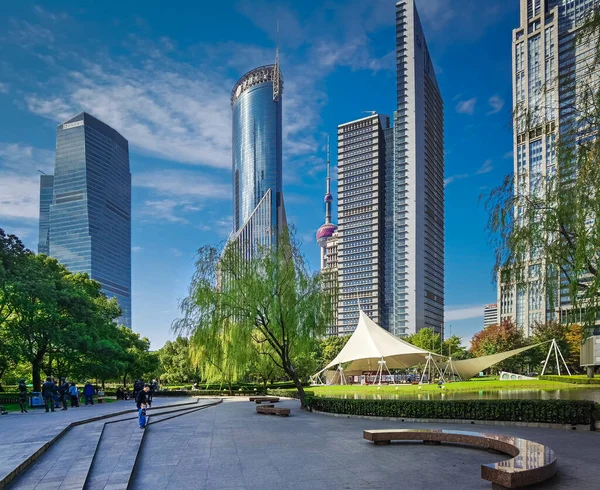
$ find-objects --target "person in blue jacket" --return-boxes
[83,382,95,405]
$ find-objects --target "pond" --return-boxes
[316,389,600,403]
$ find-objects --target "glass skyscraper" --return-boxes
[38,174,54,255]
[498,0,600,335]
[43,112,132,329]
[230,62,286,251]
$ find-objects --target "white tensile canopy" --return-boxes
[443,343,542,380]
[314,311,440,376]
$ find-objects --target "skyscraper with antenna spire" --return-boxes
[316,137,338,269]
[229,36,286,253]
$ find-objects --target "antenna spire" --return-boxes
[273,21,281,102]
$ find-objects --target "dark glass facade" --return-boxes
[38,174,54,255]
[48,113,132,329]
[231,65,285,246]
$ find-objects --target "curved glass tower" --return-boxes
[230,64,286,251]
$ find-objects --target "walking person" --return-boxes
[148,379,158,407]
[18,379,28,413]
[136,384,151,429]
[83,381,95,405]
[58,378,69,411]
[69,382,80,407]
[42,377,57,413]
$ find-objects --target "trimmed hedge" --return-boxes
[304,397,596,426]
[0,392,20,403]
[153,389,258,397]
[539,375,600,385]
[267,389,314,399]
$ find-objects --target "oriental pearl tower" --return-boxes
[316,138,337,270]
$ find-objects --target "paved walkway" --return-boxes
[0,397,199,487]
[130,398,600,490]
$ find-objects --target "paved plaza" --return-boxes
[2,397,599,490]
[131,398,600,490]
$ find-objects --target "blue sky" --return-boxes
[0,0,520,349]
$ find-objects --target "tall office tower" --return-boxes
[389,0,445,337]
[484,303,499,328]
[316,140,339,336]
[498,0,600,335]
[48,112,131,329]
[38,174,54,255]
[229,56,287,253]
[336,114,389,335]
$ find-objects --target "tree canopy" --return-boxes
[174,230,331,406]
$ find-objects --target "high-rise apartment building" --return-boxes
[336,114,389,335]
[38,174,54,255]
[229,60,287,253]
[484,303,499,327]
[388,0,445,337]
[44,112,132,329]
[498,0,600,335]
[321,0,444,337]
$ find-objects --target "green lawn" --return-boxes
[309,378,598,396]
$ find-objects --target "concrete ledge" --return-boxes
[310,409,592,431]
[0,398,206,490]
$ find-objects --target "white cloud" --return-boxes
[445,304,485,322]
[170,248,183,257]
[476,159,494,174]
[0,82,8,94]
[138,199,190,224]
[0,143,54,221]
[456,98,477,115]
[503,151,513,159]
[132,246,143,253]
[444,173,469,186]
[133,169,230,199]
[487,95,504,115]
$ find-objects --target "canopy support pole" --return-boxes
[420,354,445,384]
[337,365,346,385]
[443,357,462,382]
[541,339,571,376]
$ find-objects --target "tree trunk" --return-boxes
[228,381,233,396]
[123,375,127,387]
[286,364,307,409]
[262,379,267,395]
[32,358,42,392]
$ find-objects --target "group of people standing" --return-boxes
[38,378,96,413]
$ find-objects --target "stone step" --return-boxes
[6,422,104,490]
[84,402,221,490]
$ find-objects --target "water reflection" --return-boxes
[318,389,600,403]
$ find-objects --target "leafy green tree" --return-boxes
[405,328,442,353]
[484,11,600,335]
[158,336,202,384]
[116,326,159,386]
[318,335,350,367]
[442,335,470,360]
[175,230,330,407]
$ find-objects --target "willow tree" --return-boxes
[484,9,600,335]
[174,230,330,407]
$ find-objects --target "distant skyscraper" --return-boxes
[38,174,54,255]
[316,139,339,335]
[484,303,499,327]
[498,0,600,335]
[336,114,389,335]
[387,0,445,337]
[229,57,286,252]
[46,112,131,329]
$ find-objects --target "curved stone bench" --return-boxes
[363,429,556,489]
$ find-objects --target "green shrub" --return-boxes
[267,389,314,399]
[539,375,600,385]
[153,389,256,397]
[305,397,596,426]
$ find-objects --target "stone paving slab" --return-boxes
[0,398,202,489]
[130,397,600,490]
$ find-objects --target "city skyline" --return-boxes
[0,0,521,348]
